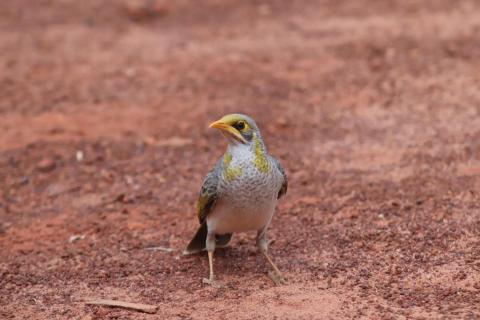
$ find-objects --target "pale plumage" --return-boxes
[209,142,284,234]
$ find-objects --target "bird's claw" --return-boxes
[268,271,287,285]
[202,277,223,288]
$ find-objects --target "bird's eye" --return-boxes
[234,121,245,131]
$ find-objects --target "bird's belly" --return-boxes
[207,198,276,234]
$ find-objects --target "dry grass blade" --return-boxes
[84,299,158,314]
[146,246,174,252]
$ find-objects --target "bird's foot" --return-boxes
[268,271,287,286]
[202,277,223,288]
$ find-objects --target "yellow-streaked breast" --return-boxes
[253,135,270,173]
[222,152,242,181]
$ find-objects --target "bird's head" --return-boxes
[209,114,261,146]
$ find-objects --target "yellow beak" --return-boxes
[209,120,247,144]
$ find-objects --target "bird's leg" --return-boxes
[257,229,286,285]
[202,231,222,287]
[204,251,215,282]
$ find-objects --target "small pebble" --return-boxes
[37,158,56,172]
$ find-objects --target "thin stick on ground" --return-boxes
[84,298,158,314]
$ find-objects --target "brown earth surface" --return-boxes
[1,0,480,319]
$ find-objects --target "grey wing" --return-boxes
[184,159,230,254]
[271,156,288,199]
[196,159,222,224]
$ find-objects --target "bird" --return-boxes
[183,113,288,286]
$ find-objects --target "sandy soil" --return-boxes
[1,0,480,319]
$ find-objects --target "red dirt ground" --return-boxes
[1,0,480,319]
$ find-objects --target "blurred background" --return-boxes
[1,0,480,319]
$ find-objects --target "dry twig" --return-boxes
[84,298,157,314]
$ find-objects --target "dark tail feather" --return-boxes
[183,223,233,255]
[215,233,232,248]
[184,222,208,255]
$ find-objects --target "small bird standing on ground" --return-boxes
[184,114,288,286]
